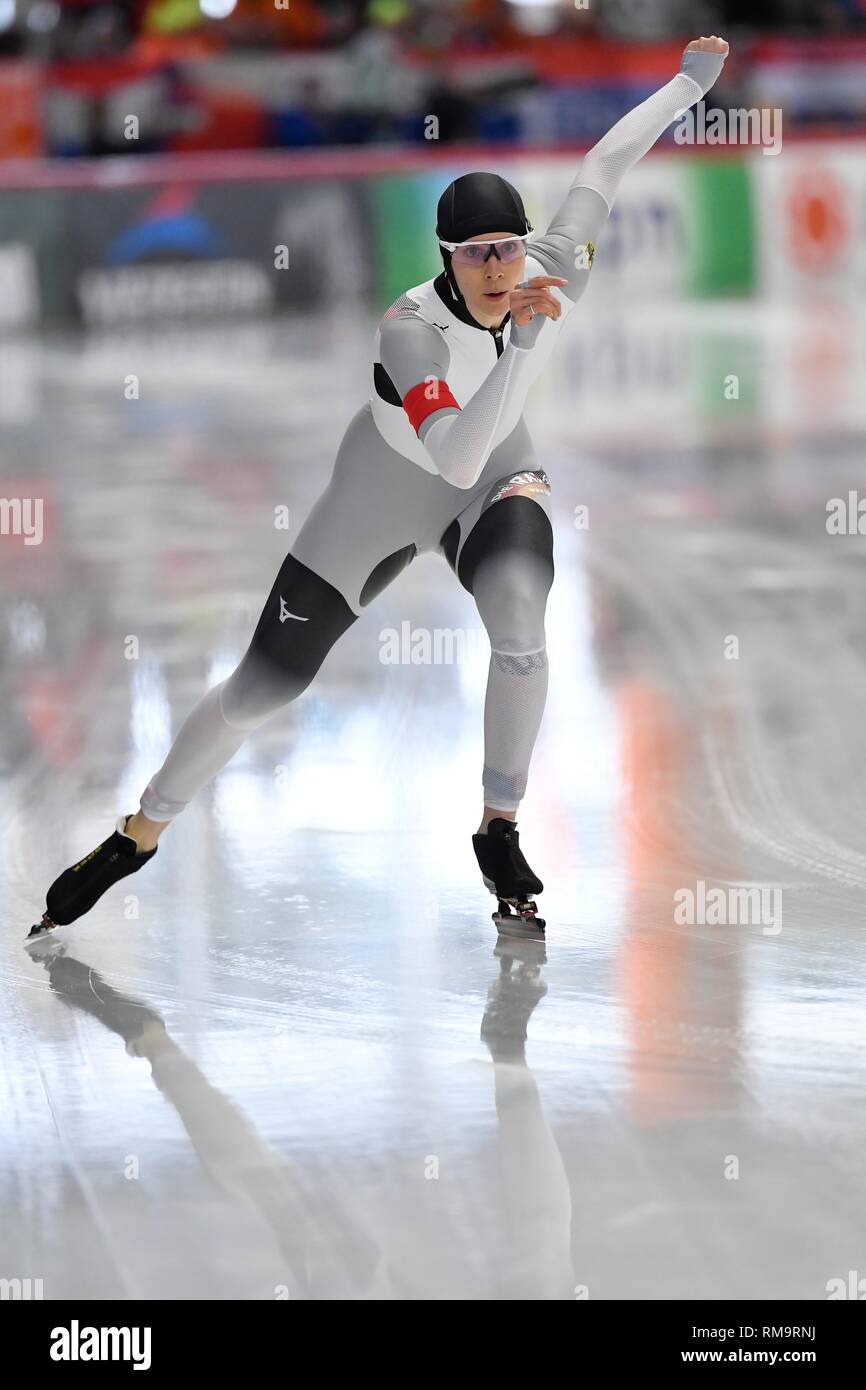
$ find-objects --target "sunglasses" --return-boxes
[438,234,531,266]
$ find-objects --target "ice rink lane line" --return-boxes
[702,727,866,889]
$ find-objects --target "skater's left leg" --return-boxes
[451,476,554,830]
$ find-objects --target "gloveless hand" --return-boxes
[509,276,568,328]
[685,35,729,56]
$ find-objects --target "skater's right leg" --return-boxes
[139,555,359,826]
[30,403,431,935]
[139,405,429,828]
[31,553,361,937]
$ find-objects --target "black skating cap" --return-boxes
[436,172,532,309]
[436,172,532,243]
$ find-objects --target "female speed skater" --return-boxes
[29,36,729,944]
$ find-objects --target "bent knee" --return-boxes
[458,494,554,596]
[221,555,357,724]
[472,546,553,650]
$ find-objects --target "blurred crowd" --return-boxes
[1,0,865,157]
[2,0,866,59]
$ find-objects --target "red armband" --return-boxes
[402,379,460,435]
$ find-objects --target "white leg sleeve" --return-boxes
[473,551,552,812]
[139,681,255,822]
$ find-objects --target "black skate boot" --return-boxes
[27,816,158,942]
[472,817,545,939]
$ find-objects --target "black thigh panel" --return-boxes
[439,518,460,574]
[359,543,417,607]
[457,495,554,595]
[233,554,358,708]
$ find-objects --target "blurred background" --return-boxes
[1,0,866,326]
[3,1,866,1301]
[1,0,866,161]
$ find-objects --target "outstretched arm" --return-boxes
[377,40,729,491]
[569,39,728,216]
[530,37,730,306]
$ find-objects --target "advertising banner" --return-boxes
[754,141,866,295]
[372,152,756,311]
[0,147,762,329]
[65,178,374,327]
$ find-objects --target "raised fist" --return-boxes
[685,36,729,56]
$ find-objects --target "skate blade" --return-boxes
[493,912,546,941]
[24,916,63,949]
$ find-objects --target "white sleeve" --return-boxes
[379,313,543,491]
[571,48,727,213]
[418,329,541,489]
[526,48,727,309]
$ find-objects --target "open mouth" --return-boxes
[484,290,507,299]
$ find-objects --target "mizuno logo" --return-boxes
[279,595,309,624]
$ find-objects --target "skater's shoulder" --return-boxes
[377,281,451,367]
[377,277,441,332]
